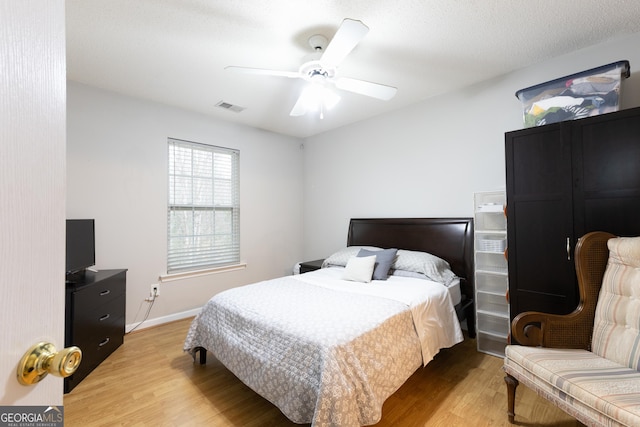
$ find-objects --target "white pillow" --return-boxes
[342,255,376,283]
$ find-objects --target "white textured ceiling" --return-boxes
[66,0,640,138]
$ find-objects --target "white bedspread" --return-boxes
[183,268,463,427]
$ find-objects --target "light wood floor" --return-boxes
[64,318,582,427]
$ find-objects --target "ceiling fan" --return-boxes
[226,19,397,118]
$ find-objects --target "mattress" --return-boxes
[448,277,462,306]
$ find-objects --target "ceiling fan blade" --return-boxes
[320,19,369,69]
[335,77,397,100]
[225,66,299,79]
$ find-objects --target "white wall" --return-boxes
[67,82,303,326]
[302,32,640,259]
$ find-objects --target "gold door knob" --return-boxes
[17,342,82,386]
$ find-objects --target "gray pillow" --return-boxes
[357,248,398,280]
[392,249,456,286]
[321,246,382,268]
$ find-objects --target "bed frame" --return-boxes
[347,217,475,337]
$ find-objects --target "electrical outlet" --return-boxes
[150,283,160,298]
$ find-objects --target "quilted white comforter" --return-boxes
[183,267,463,427]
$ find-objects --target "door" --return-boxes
[572,107,640,237]
[0,0,67,410]
[505,123,576,320]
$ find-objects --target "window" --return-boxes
[167,138,240,273]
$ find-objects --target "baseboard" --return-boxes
[125,307,201,333]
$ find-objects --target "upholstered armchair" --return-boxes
[503,231,640,426]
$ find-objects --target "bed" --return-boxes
[184,217,474,427]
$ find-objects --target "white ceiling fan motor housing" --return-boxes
[308,34,328,51]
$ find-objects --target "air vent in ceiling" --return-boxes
[215,101,245,113]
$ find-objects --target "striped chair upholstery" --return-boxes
[591,236,640,370]
[503,233,640,426]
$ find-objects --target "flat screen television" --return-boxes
[66,219,95,281]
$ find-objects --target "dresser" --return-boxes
[64,269,127,393]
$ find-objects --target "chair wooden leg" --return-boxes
[504,373,519,423]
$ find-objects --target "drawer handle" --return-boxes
[99,290,111,296]
[99,314,110,321]
[98,337,110,347]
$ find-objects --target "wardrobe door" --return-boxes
[505,124,576,320]
[572,108,640,237]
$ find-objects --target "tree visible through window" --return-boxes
[167,138,240,273]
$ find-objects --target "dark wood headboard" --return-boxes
[346,217,475,334]
[347,218,474,282]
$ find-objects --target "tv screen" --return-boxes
[66,219,95,274]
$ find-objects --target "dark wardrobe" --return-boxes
[505,106,640,321]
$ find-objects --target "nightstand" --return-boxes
[299,259,324,274]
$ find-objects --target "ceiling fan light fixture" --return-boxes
[294,83,341,118]
[322,88,341,110]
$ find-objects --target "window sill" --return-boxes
[159,262,247,283]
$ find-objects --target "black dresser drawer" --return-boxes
[75,313,124,367]
[74,274,125,309]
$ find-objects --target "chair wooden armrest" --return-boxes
[512,309,594,348]
[510,231,615,349]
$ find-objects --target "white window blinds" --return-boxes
[167,138,240,273]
